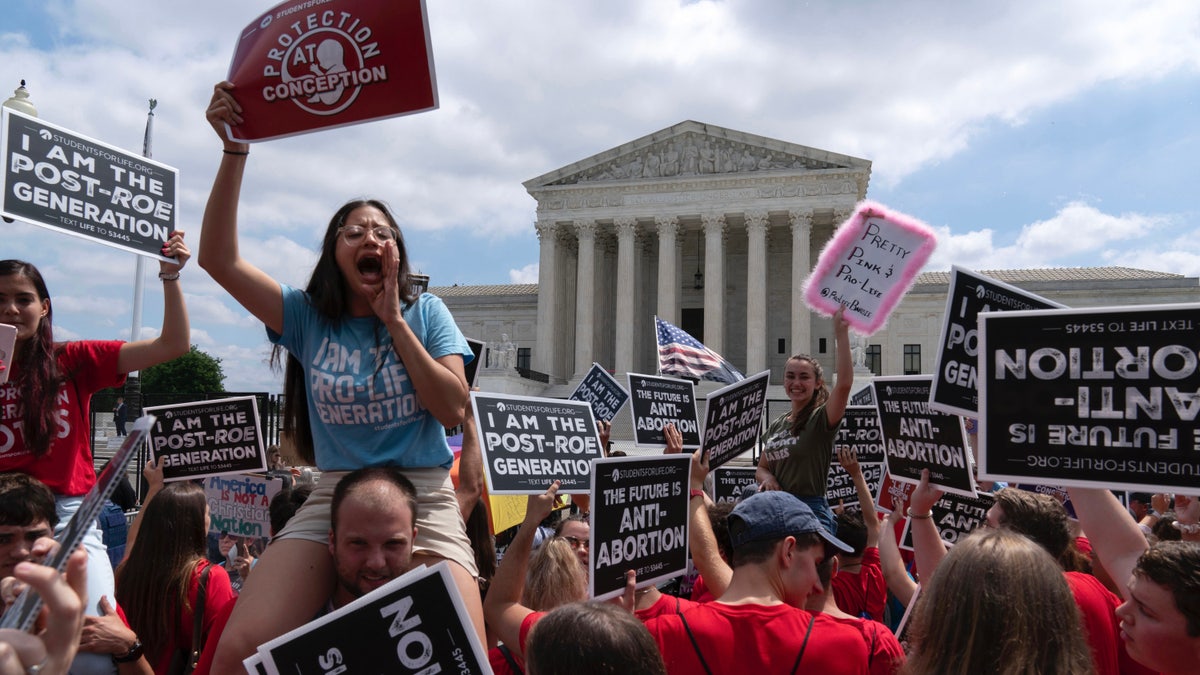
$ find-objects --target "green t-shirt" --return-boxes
[760,404,842,498]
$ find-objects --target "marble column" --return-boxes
[655,216,679,324]
[702,212,726,352]
[534,220,560,375]
[614,217,637,374]
[789,209,813,357]
[745,211,769,373]
[573,220,597,378]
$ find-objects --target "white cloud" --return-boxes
[509,264,539,284]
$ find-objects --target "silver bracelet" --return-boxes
[158,272,180,281]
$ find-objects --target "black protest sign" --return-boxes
[256,563,488,675]
[712,467,759,504]
[979,303,1200,492]
[835,406,886,464]
[464,338,485,389]
[590,454,692,600]
[627,373,700,449]
[471,392,601,495]
[145,397,266,482]
[826,462,885,510]
[569,363,630,423]
[1,109,177,260]
[850,386,875,406]
[930,266,1062,417]
[702,370,770,469]
[873,376,976,497]
[899,491,994,551]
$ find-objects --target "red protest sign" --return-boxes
[225,0,437,142]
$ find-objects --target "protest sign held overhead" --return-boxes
[850,385,875,406]
[874,472,916,514]
[930,266,1062,417]
[255,562,488,675]
[205,473,286,539]
[979,303,1200,492]
[471,392,602,494]
[873,376,976,497]
[590,454,692,601]
[803,201,937,335]
[826,461,885,510]
[702,370,769,469]
[899,491,994,550]
[569,362,630,423]
[225,0,438,142]
[1,109,177,261]
[628,373,701,449]
[145,397,267,482]
[712,467,759,504]
[835,406,886,464]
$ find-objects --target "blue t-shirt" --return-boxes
[269,285,473,470]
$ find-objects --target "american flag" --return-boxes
[655,316,745,384]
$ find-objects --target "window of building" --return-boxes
[866,345,882,376]
[903,344,921,375]
[819,338,827,354]
[516,347,531,371]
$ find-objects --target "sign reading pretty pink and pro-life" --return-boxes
[224,0,438,142]
[804,201,938,335]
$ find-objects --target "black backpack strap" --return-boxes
[678,610,714,675]
[789,614,817,675]
[498,645,524,674]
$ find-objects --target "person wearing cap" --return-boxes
[644,487,870,674]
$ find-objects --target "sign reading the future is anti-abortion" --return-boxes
[712,467,759,504]
[628,373,701,449]
[145,397,267,482]
[1,109,178,261]
[873,376,976,497]
[899,491,994,551]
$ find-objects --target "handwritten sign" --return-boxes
[873,376,976,497]
[627,373,700,449]
[804,201,937,335]
[204,474,286,539]
[1,109,177,260]
[701,371,770,469]
[569,363,630,423]
[145,397,267,482]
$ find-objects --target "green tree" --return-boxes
[140,345,226,394]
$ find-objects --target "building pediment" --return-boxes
[524,120,870,189]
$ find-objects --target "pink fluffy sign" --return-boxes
[804,201,937,335]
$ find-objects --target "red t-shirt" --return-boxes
[1065,571,1158,675]
[689,574,717,603]
[645,602,870,674]
[0,340,125,495]
[149,561,237,675]
[487,610,545,674]
[826,615,905,675]
[635,592,701,622]
[831,547,887,621]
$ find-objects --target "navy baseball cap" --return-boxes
[728,491,852,553]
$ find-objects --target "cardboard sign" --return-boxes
[712,467,759,504]
[979,303,1200,492]
[702,370,770,469]
[145,397,267,482]
[899,491,994,550]
[835,406,886,464]
[255,562,488,675]
[930,267,1062,417]
[204,474,286,539]
[873,376,976,497]
[464,338,485,389]
[225,0,438,142]
[874,472,916,514]
[803,201,937,335]
[849,385,875,406]
[471,392,602,495]
[1,109,177,261]
[627,373,700,448]
[569,363,630,423]
[590,454,692,601]
[826,462,886,510]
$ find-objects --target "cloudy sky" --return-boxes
[3,0,1198,392]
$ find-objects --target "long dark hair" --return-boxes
[0,260,66,457]
[785,353,829,435]
[270,200,415,465]
[115,481,210,664]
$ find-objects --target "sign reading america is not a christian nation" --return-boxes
[628,373,701,449]
[712,467,760,504]
[569,363,630,423]
[930,266,1062,417]
[702,370,770,469]
[225,0,438,142]
[590,454,692,601]
[204,474,286,540]
[471,392,602,495]
[145,397,267,482]
[254,562,488,675]
[979,303,1200,493]
[1,109,178,261]
[873,376,976,497]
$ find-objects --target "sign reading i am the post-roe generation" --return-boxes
[471,392,602,495]
[873,376,976,497]
[1,109,178,261]
[627,373,701,449]
[145,397,267,482]
[834,406,886,464]
[979,303,1200,492]
[569,363,630,423]
[930,266,1062,417]
[702,370,770,469]
[590,454,692,601]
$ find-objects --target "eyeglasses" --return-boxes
[560,535,589,550]
[338,224,397,244]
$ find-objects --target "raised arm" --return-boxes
[826,305,853,426]
[688,449,732,597]
[456,391,484,520]
[878,496,917,607]
[838,447,880,547]
[1066,486,1149,600]
[197,81,284,335]
[115,231,190,374]
[907,469,947,579]
[121,459,164,564]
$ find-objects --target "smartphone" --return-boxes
[0,324,15,385]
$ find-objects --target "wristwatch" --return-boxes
[112,638,144,664]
